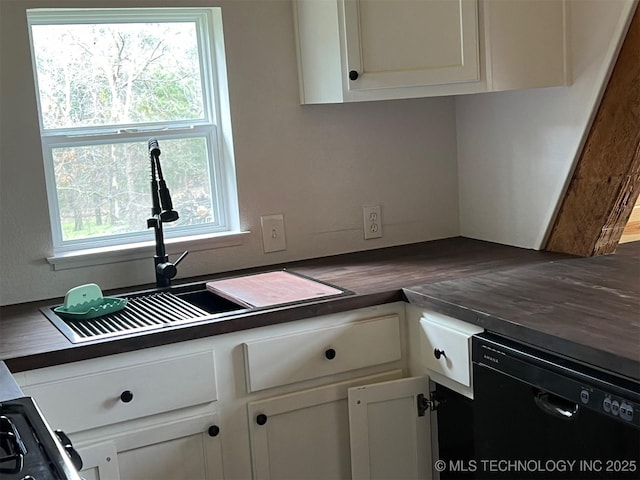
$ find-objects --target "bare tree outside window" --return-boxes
[28,9,231,251]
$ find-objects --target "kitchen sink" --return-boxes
[41,272,352,344]
[41,283,249,344]
[173,287,246,314]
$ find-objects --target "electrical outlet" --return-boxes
[363,205,382,239]
[261,214,287,253]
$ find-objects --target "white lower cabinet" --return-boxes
[247,370,403,480]
[114,413,223,480]
[20,350,218,433]
[18,345,222,480]
[76,441,120,480]
[17,302,457,480]
[342,306,484,480]
[348,376,432,480]
[76,412,224,480]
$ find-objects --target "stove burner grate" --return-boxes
[0,414,27,474]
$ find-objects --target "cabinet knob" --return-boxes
[349,70,359,81]
[208,425,220,437]
[256,414,268,426]
[434,349,447,360]
[324,348,337,360]
[120,390,134,403]
[55,430,83,471]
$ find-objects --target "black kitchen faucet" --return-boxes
[147,138,188,288]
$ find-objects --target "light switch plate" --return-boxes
[261,214,286,253]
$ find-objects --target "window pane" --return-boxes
[53,138,215,242]
[31,22,204,130]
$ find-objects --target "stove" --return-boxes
[0,397,82,480]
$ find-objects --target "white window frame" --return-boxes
[27,7,241,264]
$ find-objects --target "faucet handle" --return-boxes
[174,250,189,267]
[155,251,188,282]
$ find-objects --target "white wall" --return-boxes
[2,0,633,306]
[0,0,460,305]
[456,0,636,249]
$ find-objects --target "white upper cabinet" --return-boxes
[343,0,479,90]
[484,0,569,91]
[293,0,570,104]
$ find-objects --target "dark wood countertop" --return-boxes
[2,237,638,383]
[405,241,640,381]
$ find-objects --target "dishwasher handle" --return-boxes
[533,389,579,420]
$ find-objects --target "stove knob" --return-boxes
[611,400,620,416]
[55,429,72,445]
[603,396,612,413]
[66,446,84,471]
[55,429,83,470]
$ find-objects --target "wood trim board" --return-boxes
[545,3,640,256]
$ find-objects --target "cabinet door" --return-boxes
[78,441,121,480]
[348,376,432,480]
[485,0,569,91]
[79,412,224,480]
[247,370,402,480]
[117,432,219,480]
[343,0,479,90]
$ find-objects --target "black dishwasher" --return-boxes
[459,332,640,480]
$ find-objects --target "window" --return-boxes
[27,8,238,256]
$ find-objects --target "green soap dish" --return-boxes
[54,283,127,320]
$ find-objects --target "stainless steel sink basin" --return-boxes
[41,282,249,343]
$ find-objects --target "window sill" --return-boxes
[47,231,251,271]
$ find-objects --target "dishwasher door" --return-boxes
[471,332,639,480]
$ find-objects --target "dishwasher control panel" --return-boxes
[473,333,640,430]
[578,386,638,426]
[602,394,636,422]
